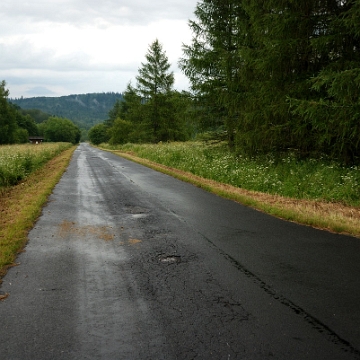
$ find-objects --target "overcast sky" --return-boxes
[1,0,196,98]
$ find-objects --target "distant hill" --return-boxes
[10,92,123,129]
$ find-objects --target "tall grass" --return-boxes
[0,143,73,189]
[102,142,360,207]
[0,146,76,278]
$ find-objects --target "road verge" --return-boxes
[0,146,77,282]
[105,149,360,239]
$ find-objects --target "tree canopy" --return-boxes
[0,81,17,144]
[88,123,110,145]
[0,81,39,144]
[180,0,360,163]
[100,39,192,145]
[41,117,81,144]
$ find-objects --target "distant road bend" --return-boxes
[1,142,360,359]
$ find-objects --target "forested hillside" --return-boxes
[10,93,123,129]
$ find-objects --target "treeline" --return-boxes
[179,0,360,164]
[0,81,80,145]
[91,1,360,164]
[3,1,359,164]
[89,40,194,145]
[10,92,123,129]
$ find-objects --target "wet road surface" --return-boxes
[1,143,360,359]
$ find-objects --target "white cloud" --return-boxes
[1,0,196,98]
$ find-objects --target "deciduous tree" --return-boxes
[88,123,110,145]
[44,117,81,144]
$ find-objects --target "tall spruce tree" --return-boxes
[237,0,329,155]
[136,39,175,142]
[180,0,249,146]
[182,0,360,162]
[289,0,360,163]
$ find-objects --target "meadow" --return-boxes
[101,142,360,207]
[0,143,73,189]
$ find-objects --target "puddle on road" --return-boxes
[58,220,115,241]
[158,255,181,264]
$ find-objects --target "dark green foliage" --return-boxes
[18,108,52,123]
[0,81,40,144]
[288,1,360,163]
[14,128,29,144]
[108,119,134,145]
[0,81,17,144]
[88,123,110,145]
[137,40,174,98]
[180,0,249,146]
[12,107,38,136]
[181,0,360,164]
[107,40,192,145]
[136,39,175,142]
[43,117,81,144]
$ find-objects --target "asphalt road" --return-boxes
[1,142,360,359]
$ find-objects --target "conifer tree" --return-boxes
[237,0,329,154]
[180,0,249,146]
[118,83,150,143]
[136,39,174,141]
[289,0,360,162]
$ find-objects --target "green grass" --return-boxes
[0,143,72,189]
[101,141,360,207]
[0,146,77,280]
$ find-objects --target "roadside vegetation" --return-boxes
[101,142,360,207]
[90,0,360,238]
[0,144,76,283]
[100,142,360,238]
[0,143,73,189]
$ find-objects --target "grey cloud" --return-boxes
[6,68,137,98]
[1,0,195,97]
[0,42,56,70]
[0,41,137,73]
[2,0,196,27]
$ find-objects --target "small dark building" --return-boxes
[29,136,44,144]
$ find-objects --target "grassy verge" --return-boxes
[0,145,77,282]
[0,143,72,189]
[100,142,360,238]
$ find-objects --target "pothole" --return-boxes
[125,205,150,215]
[131,214,148,219]
[0,291,9,301]
[158,255,181,264]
